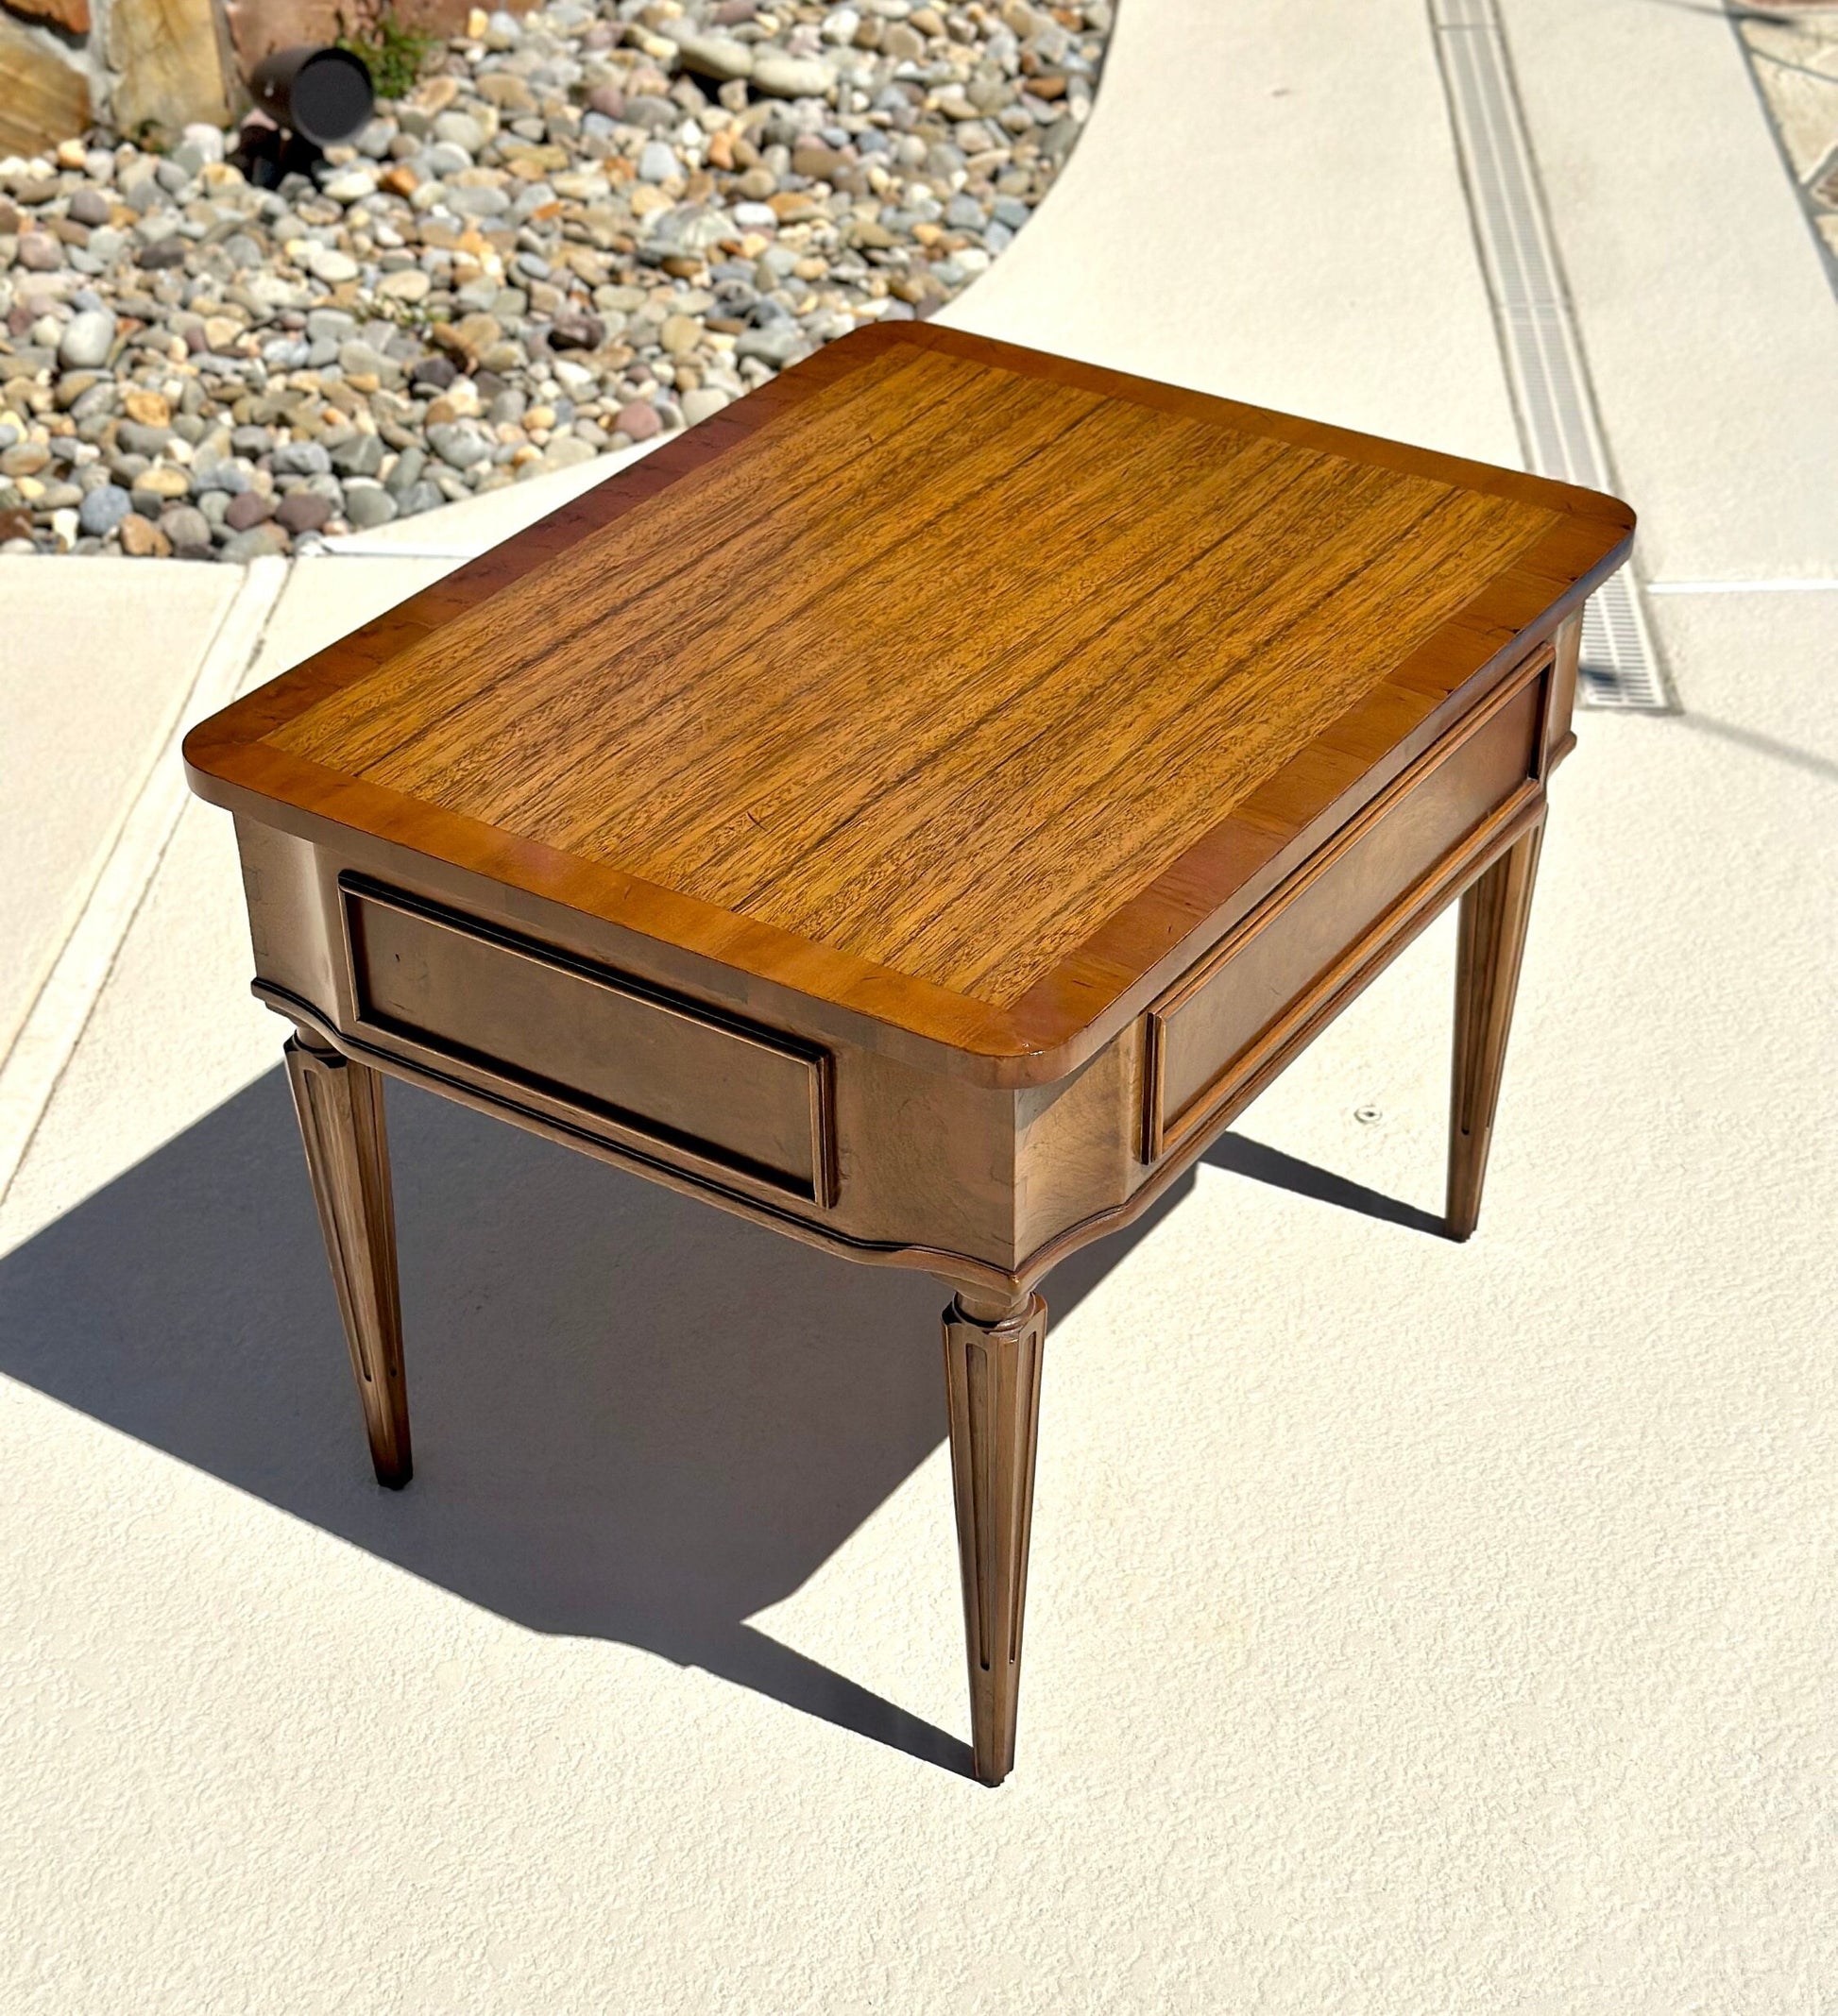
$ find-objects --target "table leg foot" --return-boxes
[1448,819,1545,1242]
[941,1285,1047,1787]
[284,1032,412,1488]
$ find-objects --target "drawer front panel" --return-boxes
[343,881,832,1202]
[1149,657,1546,1157]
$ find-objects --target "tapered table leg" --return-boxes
[1448,818,1546,1242]
[941,1284,1047,1787]
[284,1031,412,1487]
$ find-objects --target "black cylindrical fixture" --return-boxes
[249,46,375,148]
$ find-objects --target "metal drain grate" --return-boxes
[1430,0,1670,708]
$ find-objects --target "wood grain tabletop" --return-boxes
[185,322,1634,1074]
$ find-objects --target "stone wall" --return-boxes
[0,0,235,156]
[0,0,542,157]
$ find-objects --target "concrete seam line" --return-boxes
[1428,0,1672,711]
[0,557,291,1210]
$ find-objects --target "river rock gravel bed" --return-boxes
[0,0,1109,560]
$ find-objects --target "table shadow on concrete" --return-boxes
[0,1071,1435,1778]
[1203,1132,1448,1240]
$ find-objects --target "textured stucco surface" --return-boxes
[3,0,1836,2008]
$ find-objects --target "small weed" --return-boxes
[336,13,438,102]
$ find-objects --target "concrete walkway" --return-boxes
[3,2,1834,2008]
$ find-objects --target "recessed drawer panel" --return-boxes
[1147,655,1547,1159]
[342,880,833,1203]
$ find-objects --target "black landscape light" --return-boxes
[247,45,376,148]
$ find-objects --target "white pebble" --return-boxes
[304,245,360,283]
[59,308,117,368]
[681,386,731,426]
[751,53,837,98]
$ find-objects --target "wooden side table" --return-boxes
[184,325,1633,1786]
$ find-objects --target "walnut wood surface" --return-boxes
[185,324,1633,1070]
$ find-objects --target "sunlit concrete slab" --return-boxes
[940,0,1524,468]
[0,560,285,1204]
[1502,0,1838,584]
[0,559,245,1059]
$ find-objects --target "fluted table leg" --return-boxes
[284,1030,412,1488]
[1448,818,1546,1242]
[941,1284,1047,1787]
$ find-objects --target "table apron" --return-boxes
[1142,646,1552,1164]
[230,637,1557,1297]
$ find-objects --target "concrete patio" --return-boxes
[3,0,1834,2008]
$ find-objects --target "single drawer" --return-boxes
[341,879,835,1204]
[1145,651,1549,1160]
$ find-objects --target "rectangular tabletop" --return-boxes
[184,324,1633,1076]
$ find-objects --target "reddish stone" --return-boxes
[273,489,333,533]
[223,489,272,531]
